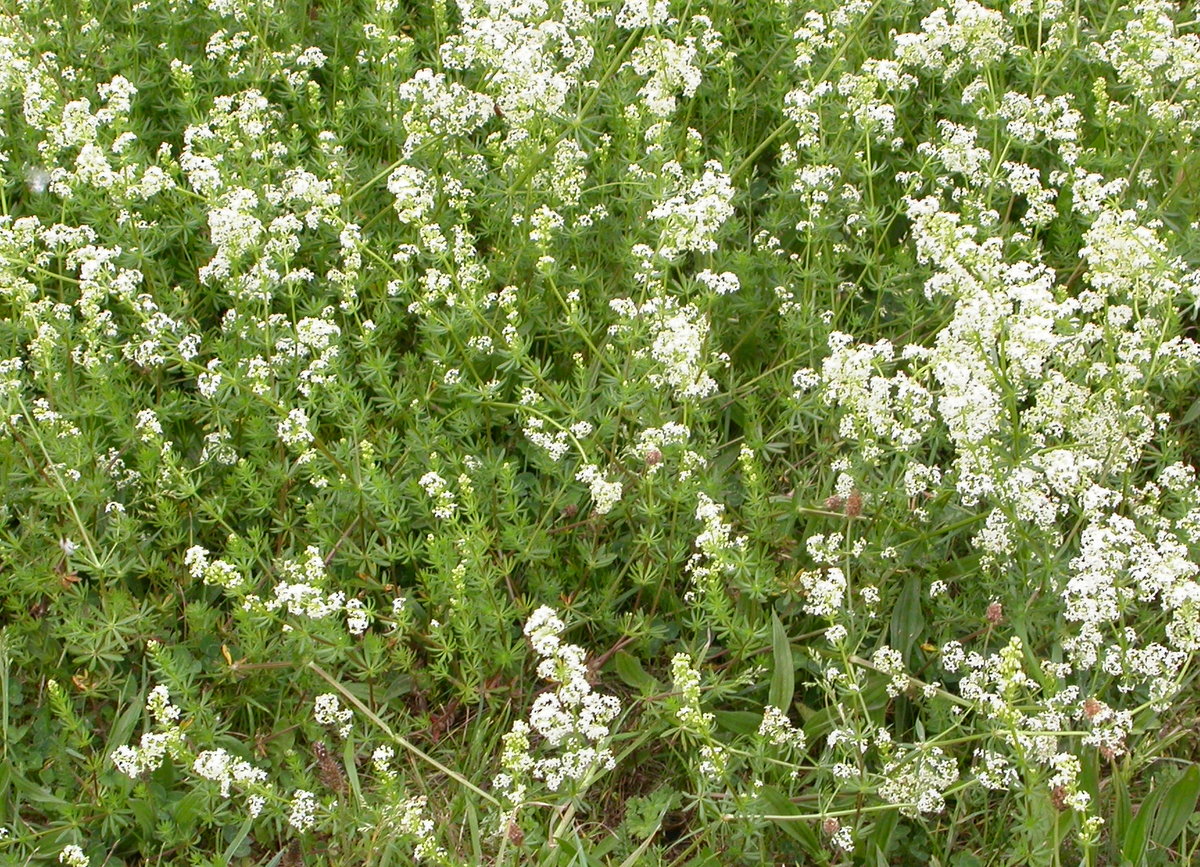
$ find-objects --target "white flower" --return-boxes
[630,36,703,118]
[146,685,180,726]
[648,161,735,256]
[576,464,623,515]
[758,705,807,750]
[288,789,318,831]
[277,408,314,447]
[525,606,564,656]
[344,598,370,636]
[696,269,740,295]
[314,693,353,738]
[388,165,434,224]
[59,845,89,867]
[372,745,395,777]
[879,746,959,817]
[418,471,457,519]
[797,568,846,618]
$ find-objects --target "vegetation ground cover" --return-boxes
[1,0,1199,864]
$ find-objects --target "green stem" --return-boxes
[307,662,501,806]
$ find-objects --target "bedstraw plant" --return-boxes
[0,0,1198,864]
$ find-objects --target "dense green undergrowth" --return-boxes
[1,0,1199,864]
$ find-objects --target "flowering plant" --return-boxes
[1,0,1199,864]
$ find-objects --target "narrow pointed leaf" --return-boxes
[769,612,794,713]
[1151,764,1200,850]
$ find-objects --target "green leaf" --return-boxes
[769,612,794,713]
[713,710,762,736]
[801,705,838,744]
[172,788,205,836]
[1181,395,1200,426]
[1151,764,1200,850]
[1112,767,1132,849]
[683,848,722,867]
[219,814,255,863]
[7,768,69,808]
[1080,750,1100,807]
[1123,783,1166,866]
[890,573,925,666]
[103,683,147,761]
[868,806,898,857]
[613,651,657,693]
[343,736,362,807]
[757,785,823,857]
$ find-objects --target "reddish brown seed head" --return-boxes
[845,489,863,517]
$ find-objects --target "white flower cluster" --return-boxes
[493,607,620,809]
[758,705,807,751]
[200,187,264,285]
[250,546,372,636]
[616,0,674,28]
[146,685,180,726]
[1048,753,1091,812]
[972,749,1018,790]
[871,645,910,698]
[271,315,343,398]
[134,409,162,443]
[1061,509,1199,694]
[109,686,187,778]
[809,332,934,462]
[59,845,89,867]
[1097,0,1200,137]
[883,190,1189,543]
[1080,208,1182,308]
[287,788,319,831]
[777,161,844,230]
[575,464,623,515]
[669,654,727,781]
[395,69,494,157]
[628,35,703,118]
[439,0,588,124]
[893,0,1015,80]
[685,493,747,596]
[634,422,690,473]
[794,567,847,619]
[419,470,457,520]
[611,294,726,402]
[522,416,571,461]
[1080,700,1133,759]
[783,81,832,149]
[184,544,245,592]
[387,165,434,225]
[109,683,275,821]
[371,745,395,778]
[695,269,740,295]
[313,693,353,739]
[1064,513,1197,629]
[839,58,915,143]
[193,748,269,811]
[669,653,713,731]
[878,746,960,817]
[647,161,735,257]
[276,407,314,448]
[393,794,446,862]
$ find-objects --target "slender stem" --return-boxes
[308,662,501,806]
[10,394,102,569]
